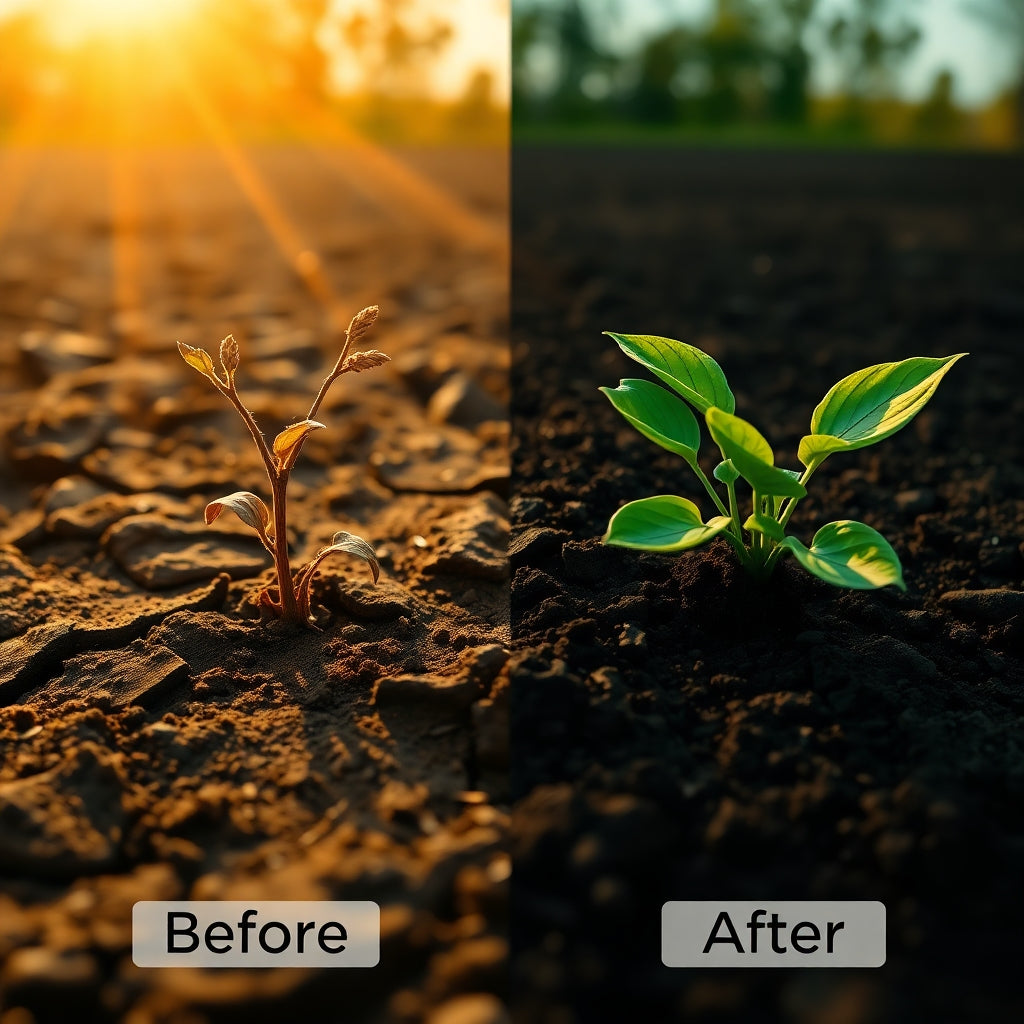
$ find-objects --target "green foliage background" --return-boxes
[514,0,1023,148]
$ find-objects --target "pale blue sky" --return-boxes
[532,0,1020,108]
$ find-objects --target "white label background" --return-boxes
[662,901,886,967]
[133,901,380,968]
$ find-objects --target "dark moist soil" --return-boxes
[510,147,1024,1024]
[0,145,508,1023]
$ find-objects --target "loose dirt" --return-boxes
[511,147,1024,1024]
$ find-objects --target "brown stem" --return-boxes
[215,380,277,485]
[306,327,355,421]
[213,378,304,621]
[279,330,354,477]
[294,549,329,621]
[271,467,302,621]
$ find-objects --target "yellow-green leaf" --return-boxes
[797,433,849,469]
[782,520,905,591]
[706,408,806,498]
[605,332,734,414]
[804,353,966,468]
[600,379,701,463]
[743,512,785,542]
[603,495,731,552]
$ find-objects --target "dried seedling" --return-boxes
[177,306,389,624]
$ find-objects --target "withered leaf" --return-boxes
[342,349,390,373]
[272,419,326,461]
[204,491,271,533]
[177,341,218,382]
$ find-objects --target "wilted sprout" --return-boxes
[177,306,388,625]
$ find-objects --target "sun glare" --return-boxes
[48,0,198,39]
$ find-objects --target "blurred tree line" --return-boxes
[513,0,1023,147]
[0,0,505,144]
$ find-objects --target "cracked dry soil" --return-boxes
[0,145,508,1024]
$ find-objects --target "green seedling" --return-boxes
[177,306,389,624]
[600,333,966,590]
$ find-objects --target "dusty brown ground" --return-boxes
[0,144,508,1023]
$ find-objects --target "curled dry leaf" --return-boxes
[204,491,271,532]
[177,341,218,382]
[346,305,379,348]
[313,530,380,583]
[342,349,391,374]
[219,335,240,383]
[272,419,326,461]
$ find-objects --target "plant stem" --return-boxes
[762,461,823,576]
[215,379,302,620]
[281,331,358,478]
[751,489,763,558]
[271,467,301,620]
[724,476,752,566]
[307,330,356,422]
[777,462,819,531]
[693,461,729,518]
[216,382,277,485]
[718,528,749,561]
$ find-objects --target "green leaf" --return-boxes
[605,333,735,414]
[603,495,731,552]
[743,512,785,542]
[599,379,701,463]
[798,433,849,468]
[713,459,739,484]
[706,408,806,498]
[801,353,966,468]
[781,521,906,591]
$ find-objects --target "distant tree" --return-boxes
[826,0,921,125]
[450,67,500,136]
[512,3,546,112]
[764,0,819,123]
[914,67,962,140]
[629,27,694,123]
[548,0,611,118]
[963,0,1024,142]
[700,0,765,122]
[512,0,620,121]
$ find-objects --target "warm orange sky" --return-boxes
[0,0,510,103]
